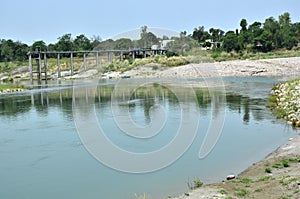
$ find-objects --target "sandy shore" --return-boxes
[122,57,300,79]
[172,135,300,199]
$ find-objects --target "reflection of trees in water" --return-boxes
[0,90,73,119]
[226,93,266,124]
[0,85,267,124]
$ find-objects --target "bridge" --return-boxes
[28,48,167,82]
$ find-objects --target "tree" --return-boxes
[114,38,133,50]
[55,33,73,51]
[138,26,159,48]
[73,34,92,51]
[91,35,102,49]
[14,41,28,61]
[95,39,115,50]
[278,12,298,50]
[240,19,248,32]
[31,40,47,52]
[0,39,15,62]
[222,31,241,52]
[248,21,263,39]
[169,32,196,55]
[209,28,225,42]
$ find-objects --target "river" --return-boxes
[0,76,298,199]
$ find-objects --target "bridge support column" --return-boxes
[108,52,112,63]
[57,53,61,78]
[96,52,99,66]
[70,53,74,75]
[29,54,33,82]
[83,53,87,71]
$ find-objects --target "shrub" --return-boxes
[193,178,203,188]
[220,189,227,195]
[265,167,272,173]
[282,160,290,167]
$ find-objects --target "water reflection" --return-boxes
[0,82,267,125]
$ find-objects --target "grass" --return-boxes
[103,55,190,73]
[187,178,203,190]
[209,48,300,62]
[234,188,249,197]
[0,84,25,91]
[238,178,253,184]
[193,178,203,188]
[220,189,227,195]
[257,175,272,182]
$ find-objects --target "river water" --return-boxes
[0,77,298,199]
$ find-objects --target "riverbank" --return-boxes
[173,135,300,199]
[122,57,300,79]
[268,79,300,128]
[172,78,300,199]
[2,57,300,81]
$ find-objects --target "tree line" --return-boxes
[0,12,299,63]
[192,12,300,52]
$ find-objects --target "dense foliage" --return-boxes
[0,12,299,64]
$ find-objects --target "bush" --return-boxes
[193,178,203,188]
[265,167,272,173]
[282,160,290,167]
[165,51,178,57]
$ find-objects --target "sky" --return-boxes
[0,0,299,45]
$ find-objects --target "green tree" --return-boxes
[209,28,225,42]
[14,41,28,61]
[95,39,115,50]
[222,31,241,52]
[248,21,263,39]
[114,38,133,50]
[138,26,159,48]
[278,12,298,50]
[0,39,15,62]
[91,35,102,49]
[31,40,47,52]
[73,34,92,50]
[55,33,73,51]
[192,26,212,43]
[240,19,248,32]
[169,32,196,55]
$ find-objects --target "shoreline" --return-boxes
[172,134,300,199]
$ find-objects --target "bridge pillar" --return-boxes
[83,53,87,71]
[108,52,112,63]
[29,54,33,82]
[44,53,47,83]
[57,53,61,78]
[96,52,99,66]
[70,53,74,75]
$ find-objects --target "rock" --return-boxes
[226,175,235,180]
[11,66,29,75]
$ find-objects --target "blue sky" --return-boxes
[1,0,299,45]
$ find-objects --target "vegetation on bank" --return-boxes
[0,84,25,93]
[268,78,300,128]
